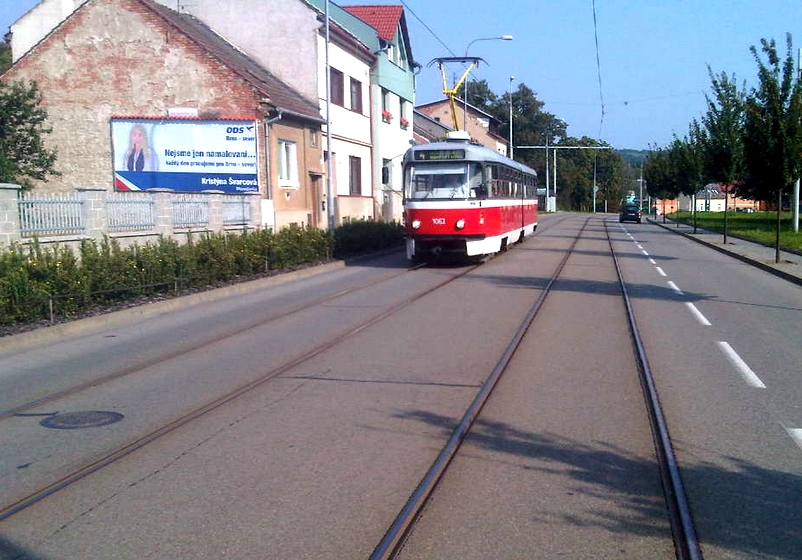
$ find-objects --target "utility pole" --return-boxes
[325,0,335,232]
[508,76,514,160]
[795,47,801,232]
[516,145,614,213]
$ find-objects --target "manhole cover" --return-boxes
[40,411,124,430]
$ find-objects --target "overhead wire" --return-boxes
[398,0,456,57]
[591,0,605,139]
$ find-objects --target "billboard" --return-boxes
[112,118,259,194]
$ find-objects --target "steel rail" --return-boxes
[0,215,566,523]
[369,216,591,560]
[0,216,572,423]
[0,262,474,523]
[0,263,425,423]
[605,219,703,560]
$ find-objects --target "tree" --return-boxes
[672,122,708,231]
[465,78,623,211]
[0,80,59,189]
[644,146,680,208]
[554,136,621,211]
[699,67,746,242]
[701,67,746,187]
[742,34,802,261]
[464,78,497,111]
[0,42,11,74]
[486,82,567,182]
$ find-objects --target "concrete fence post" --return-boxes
[77,186,107,241]
[0,183,22,248]
[150,189,175,239]
[248,192,263,229]
[203,190,225,232]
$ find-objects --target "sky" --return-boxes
[3,0,802,150]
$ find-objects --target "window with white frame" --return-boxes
[399,99,409,128]
[382,88,390,112]
[381,89,392,122]
[278,140,299,188]
[349,156,362,195]
[330,68,344,107]
[350,77,363,114]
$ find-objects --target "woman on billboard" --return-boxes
[123,123,159,171]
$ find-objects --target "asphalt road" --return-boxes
[615,219,802,560]
[0,213,799,560]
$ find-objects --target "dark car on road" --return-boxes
[619,204,642,223]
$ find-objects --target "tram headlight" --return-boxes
[411,219,421,230]
[455,218,466,230]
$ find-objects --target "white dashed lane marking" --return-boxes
[620,224,802,457]
[786,428,802,451]
[685,303,712,326]
[717,341,766,388]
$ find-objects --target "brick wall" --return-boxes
[2,0,265,194]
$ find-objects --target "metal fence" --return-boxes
[223,195,251,225]
[107,191,156,231]
[4,189,258,248]
[19,192,84,237]
[172,193,210,228]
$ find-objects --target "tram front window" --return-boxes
[405,163,481,200]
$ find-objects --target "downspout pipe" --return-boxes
[264,108,284,203]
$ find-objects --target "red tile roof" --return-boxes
[342,5,403,42]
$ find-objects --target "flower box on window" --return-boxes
[399,117,409,129]
[381,110,393,123]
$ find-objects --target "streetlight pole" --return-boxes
[463,35,513,130]
[324,0,335,232]
[508,75,514,160]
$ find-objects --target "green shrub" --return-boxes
[0,220,402,328]
[332,219,404,257]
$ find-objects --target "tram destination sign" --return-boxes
[414,149,465,161]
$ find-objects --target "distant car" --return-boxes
[619,204,642,223]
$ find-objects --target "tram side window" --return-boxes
[497,166,511,198]
[510,170,519,198]
[486,165,497,198]
[468,166,484,198]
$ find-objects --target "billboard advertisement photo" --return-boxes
[112,118,259,194]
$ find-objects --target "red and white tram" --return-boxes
[402,132,538,261]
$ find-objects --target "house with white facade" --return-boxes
[307,1,417,223]
[6,0,89,63]
[342,4,417,222]
[312,5,377,222]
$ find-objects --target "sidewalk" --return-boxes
[649,217,802,287]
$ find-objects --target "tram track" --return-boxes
[0,261,478,523]
[0,215,570,427]
[0,264,423,424]
[607,219,702,560]
[370,215,702,560]
[0,218,567,524]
